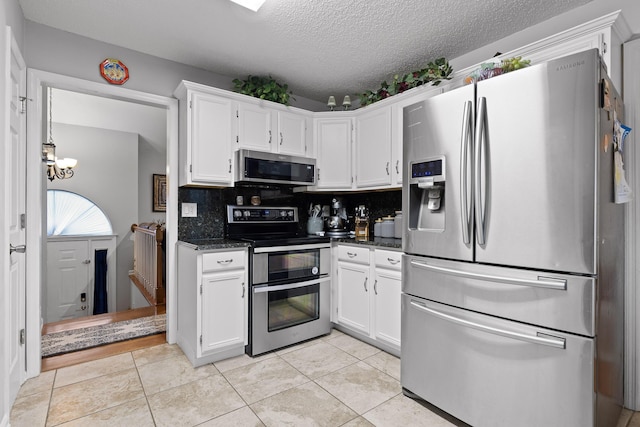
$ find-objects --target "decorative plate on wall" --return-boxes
[99,58,129,85]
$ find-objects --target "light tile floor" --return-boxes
[10,329,640,427]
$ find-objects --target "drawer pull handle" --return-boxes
[217,259,233,265]
[410,300,566,349]
[347,252,357,258]
[409,260,567,291]
[374,279,378,295]
[387,257,400,265]
[363,277,368,292]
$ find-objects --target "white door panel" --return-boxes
[4,25,27,415]
[46,240,90,322]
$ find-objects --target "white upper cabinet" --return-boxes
[237,102,272,151]
[355,105,392,188]
[174,83,234,187]
[277,110,307,156]
[236,101,309,157]
[314,116,353,189]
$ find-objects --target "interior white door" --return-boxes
[5,26,27,408]
[46,240,91,322]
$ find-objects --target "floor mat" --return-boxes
[41,314,166,358]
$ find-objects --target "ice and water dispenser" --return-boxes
[407,156,445,231]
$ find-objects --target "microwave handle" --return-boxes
[253,276,331,293]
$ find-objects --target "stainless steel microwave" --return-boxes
[235,149,316,186]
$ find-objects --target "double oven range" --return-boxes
[226,205,331,356]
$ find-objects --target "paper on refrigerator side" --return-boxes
[613,110,632,204]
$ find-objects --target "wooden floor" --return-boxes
[41,305,167,372]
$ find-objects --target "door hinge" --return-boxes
[19,96,30,114]
[20,213,26,230]
[602,41,608,54]
[19,329,25,345]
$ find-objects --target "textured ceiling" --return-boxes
[19,0,591,103]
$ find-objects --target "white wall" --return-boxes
[23,21,326,112]
[48,124,138,312]
[52,88,167,222]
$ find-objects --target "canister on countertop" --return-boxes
[373,218,383,236]
[394,210,403,239]
[381,216,395,238]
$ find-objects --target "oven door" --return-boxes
[252,244,330,285]
[250,276,331,355]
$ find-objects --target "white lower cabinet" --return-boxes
[177,244,248,366]
[334,244,401,353]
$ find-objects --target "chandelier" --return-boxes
[42,87,77,181]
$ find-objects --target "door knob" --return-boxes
[9,244,26,254]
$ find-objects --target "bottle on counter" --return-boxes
[381,216,395,238]
[373,218,383,236]
[394,210,403,239]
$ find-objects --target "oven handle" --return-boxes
[253,276,331,293]
[253,243,331,253]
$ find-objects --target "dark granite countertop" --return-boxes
[333,237,402,250]
[178,239,251,251]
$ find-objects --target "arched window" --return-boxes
[47,190,113,236]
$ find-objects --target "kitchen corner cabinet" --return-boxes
[372,249,402,348]
[337,245,371,335]
[334,244,401,353]
[314,116,353,189]
[236,102,309,157]
[177,244,248,367]
[174,82,234,187]
[355,105,392,188]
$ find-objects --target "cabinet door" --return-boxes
[355,106,392,188]
[278,111,307,156]
[315,117,353,189]
[237,102,272,151]
[337,261,370,335]
[373,268,401,348]
[190,92,233,185]
[199,271,246,355]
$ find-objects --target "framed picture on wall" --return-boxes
[153,174,167,212]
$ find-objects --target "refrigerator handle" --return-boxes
[409,300,566,349]
[474,97,487,246]
[409,259,567,290]
[460,100,473,245]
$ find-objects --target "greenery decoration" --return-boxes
[359,58,453,107]
[232,75,294,106]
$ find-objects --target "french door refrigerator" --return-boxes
[401,48,625,427]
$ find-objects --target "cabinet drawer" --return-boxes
[337,245,370,264]
[374,249,402,270]
[202,250,245,272]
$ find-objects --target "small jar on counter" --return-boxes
[394,210,403,239]
[381,216,395,238]
[373,218,383,236]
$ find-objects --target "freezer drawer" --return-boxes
[403,255,595,336]
[401,295,595,427]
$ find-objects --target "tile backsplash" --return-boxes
[178,185,402,241]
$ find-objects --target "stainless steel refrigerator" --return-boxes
[401,48,625,427]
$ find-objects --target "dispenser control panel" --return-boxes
[411,159,443,179]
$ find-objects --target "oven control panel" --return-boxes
[227,205,298,223]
